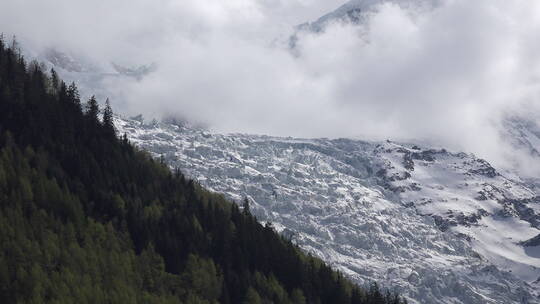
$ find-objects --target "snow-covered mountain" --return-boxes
[294,0,437,35]
[506,119,540,158]
[116,116,540,304]
[504,117,540,162]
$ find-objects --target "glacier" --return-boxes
[116,116,540,304]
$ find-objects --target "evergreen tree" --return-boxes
[243,287,262,304]
[10,35,20,57]
[85,95,99,121]
[103,98,115,136]
[242,197,250,215]
[49,68,59,94]
[67,81,81,109]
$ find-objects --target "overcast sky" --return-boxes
[1,0,540,173]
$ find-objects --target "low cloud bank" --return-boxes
[2,0,540,173]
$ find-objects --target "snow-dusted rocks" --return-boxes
[294,0,438,34]
[116,117,540,304]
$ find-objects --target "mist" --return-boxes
[1,0,540,174]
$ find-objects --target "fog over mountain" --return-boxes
[2,0,540,174]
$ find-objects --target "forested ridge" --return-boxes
[0,37,406,304]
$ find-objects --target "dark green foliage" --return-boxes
[0,38,407,304]
[242,197,251,215]
[103,98,115,137]
[85,95,99,121]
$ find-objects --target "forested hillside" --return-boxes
[0,37,405,304]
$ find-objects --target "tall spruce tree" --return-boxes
[67,81,81,109]
[86,95,99,121]
[49,68,59,94]
[103,98,115,136]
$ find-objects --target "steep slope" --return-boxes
[502,117,540,191]
[117,117,540,304]
[506,118,540,158]
[0,39,403,304]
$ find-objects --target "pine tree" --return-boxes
[242,198,250,215]
[102,98,115,136]
[243,287,262,304]
[10,35,20,57]
[49,68,59,94]
[67,82,81,109]
[85,95,99,122]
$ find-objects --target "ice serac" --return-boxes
[116,117,540,304]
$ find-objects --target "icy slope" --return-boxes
[116,117,540,304]
[503,118,540,182]
[373,143,540,284]
[505,118,540,157]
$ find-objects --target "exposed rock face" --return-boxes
[521,234,540,247]
[290,0,440,50]
[116,116,540,304]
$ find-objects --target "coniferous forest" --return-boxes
[0,37,407,304]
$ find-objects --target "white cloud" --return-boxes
[2,0,540,173]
